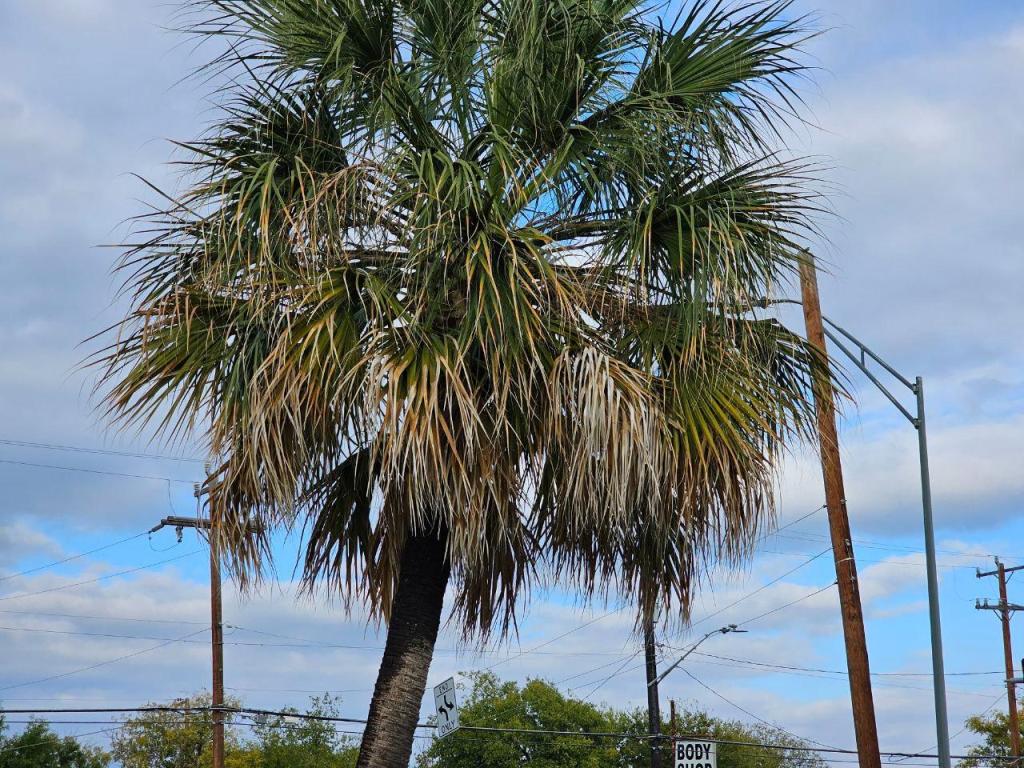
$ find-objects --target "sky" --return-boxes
[1,0,1023,763]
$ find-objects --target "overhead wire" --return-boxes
[0,550,203,603]
[577,649,644,701]
[0,437,203,463]
[0,608,208,625]
[680,667,844,752]
[734,581,837,628]
[690,548,833,630]
[0,627,209,693]
[0,457,197,484]
[691,650,1001,679]
[480,607,624,672]
[0,532,150,584]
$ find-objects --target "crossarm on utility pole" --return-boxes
[150,490,224,768]
[976,558,1023,765]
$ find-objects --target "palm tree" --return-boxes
[96,1,828,765]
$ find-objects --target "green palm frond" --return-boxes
[96,0,831,639]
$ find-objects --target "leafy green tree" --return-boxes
[0,717,109,768]
[110,693,358,768]
[417,673,825,768]
[110,693,243,768]
[97,0,830,764]
[237,695,359,768]
[958,710,1021,768]
[419,672,621,767]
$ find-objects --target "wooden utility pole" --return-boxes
[798,256,881,768]
[209,528,225,768]
[976,558,1024,764]
[150,504,224,768]
[644,616,663,768]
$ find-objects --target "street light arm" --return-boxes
[649,625,741,688]
[822,327,917,425]
[821,317,915,391]
[751,295,919,426]
[745,297,916,399]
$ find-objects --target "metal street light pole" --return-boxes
[814,312,950,768]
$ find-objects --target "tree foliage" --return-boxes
[96,0,830,639]
[236,695,360,768]
[958,710,1021,768]
[0,716,109,768]
[110,693,244,768]
[108,693,358,768]
[417,672,826,768]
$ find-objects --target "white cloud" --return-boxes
[0,523,62,566]
[779,412,1024,535]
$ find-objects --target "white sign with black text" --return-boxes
[675,740,716,768]
[433,677,460,738]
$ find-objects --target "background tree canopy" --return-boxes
[109,693,359,768]
[0,716,109,768]
[957,710,1022,768]
[1,679,828,768]
[417,672,827,768]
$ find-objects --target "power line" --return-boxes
[0,616,640,660]
[681,667,844,752]
[756,547,981,572]
[0,726,121,756]
[0,550,202,603]
[893,692,1006,765]
[682,654,1001,699]
[480,608,623,672]
[0,532,149,584]
[757,505,827,541]
[227,623,628,657]
[0,438,203,463]
[0,628,209,692]
[692,650,1001,679]
[690,548,832,630]
[577,649,643,701]
[773,530,1018,563]
[0,608,208,625]
[554,652,642,686]
[0,715,957,768]
[734,581,837,628]
[226,686,369,695]
[0,457,197,484]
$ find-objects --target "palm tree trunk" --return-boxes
[357,526,450,768]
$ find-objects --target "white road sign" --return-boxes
[433,677,460,738]
[675,740,716,768]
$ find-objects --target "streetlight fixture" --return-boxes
[650,624,746,688]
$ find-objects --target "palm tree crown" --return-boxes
[99,0,824,640]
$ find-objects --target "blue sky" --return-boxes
[1,0,1023,762]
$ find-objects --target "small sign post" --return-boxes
[675,740,716,768]
[433,677,460,738]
